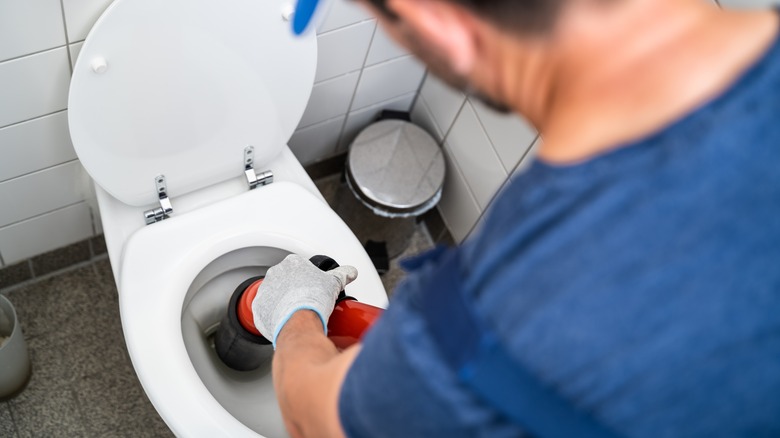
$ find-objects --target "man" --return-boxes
[252,0,780,436]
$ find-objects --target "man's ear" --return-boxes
[387,0,478,75]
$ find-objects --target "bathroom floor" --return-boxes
[0,175,434,437]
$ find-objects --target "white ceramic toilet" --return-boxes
[67,0,388,436]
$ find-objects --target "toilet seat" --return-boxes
[68,0,317,207]
[119,182,387,437]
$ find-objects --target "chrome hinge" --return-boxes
[143,175,174,225]
[244,146,273,190]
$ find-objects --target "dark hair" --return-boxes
[365,0,565,33]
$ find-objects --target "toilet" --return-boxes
[66,0,388,436]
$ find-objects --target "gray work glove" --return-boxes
[252,254,358,348]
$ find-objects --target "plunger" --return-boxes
[214,256,383,371]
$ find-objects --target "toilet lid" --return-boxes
[68,0,317,207]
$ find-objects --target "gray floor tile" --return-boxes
[75,367,171,437]
[90,235,107,256]
[10,384,88,438]
[3,260,170,436]
[0,402,18,437]
[25,333,75,390]
[93,259,117,289]
[0,261,32,291]
[5,265,118,341]
[314,174,340,206]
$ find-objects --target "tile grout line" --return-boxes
[297,90,417,131]
[438,95,468,147]
[6,401,21,438]
[87,205,99,241]
[463,134,541,242]
[317,17,376,37]
[0,157,79,185]
[409,70,429,115]
[58,0,74,74]
[69,386,91,436]
[27,259,35,279]
[0,45,69,66]
[0,109,68,133]
[0,199,87,231]
[468,98,513,177]
[333,21,380,154]
[416,96,445,144]
[435,97,483,239]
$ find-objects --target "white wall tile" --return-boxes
[299,72,360,128]
[419,74,465,135]
[289,116,346,165]
[352,55,425,110]
[446,103,507,210]
[0,161,90,227]
[411,97,444,143]
[365,25,408,66]
[316,21,376,82]
[0,111,76,182]
[338,92,416,151]
[718,0,780,8]
[319,0,373,34]
[0,202,94,264]
[438,145,481,243]
[0,0,66,62]
[69,41,84,69]
[470,97,538,173]
[0,47,71,128]
[62,0,115,42]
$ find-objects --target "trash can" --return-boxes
[0,294,31,399]
[337,119,445,261]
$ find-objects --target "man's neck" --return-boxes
[494,0,778,165]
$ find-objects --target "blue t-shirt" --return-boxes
[339,25,780,438]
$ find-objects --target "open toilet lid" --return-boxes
[68,0,317,207]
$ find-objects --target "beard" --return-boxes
[401,28,512,114]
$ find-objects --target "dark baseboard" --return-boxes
[419,207,456,246]
[304,153,348,181]
[0,235,108,291]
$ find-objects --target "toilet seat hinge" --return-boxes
[244,146,273,190]
[143,175,174,225]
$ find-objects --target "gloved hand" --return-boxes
[252,254,357,348]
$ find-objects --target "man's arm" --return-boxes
[273,310,359,438]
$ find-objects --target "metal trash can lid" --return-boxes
[347,120,445,218]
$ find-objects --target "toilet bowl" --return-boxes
[67,0,388,436]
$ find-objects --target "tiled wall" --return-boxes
[410,0,778,243]
[0,0,423,268]
[0,0,776,267]
[410,75,539,243]
[288,0,425,165]
[0,0,106,269]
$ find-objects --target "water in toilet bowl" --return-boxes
[182,246,289,437]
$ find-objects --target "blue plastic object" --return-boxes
[293,0,320,35]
